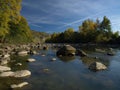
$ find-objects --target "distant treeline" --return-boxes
[31,30,50,43]
[46,16,120,44]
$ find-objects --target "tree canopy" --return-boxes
[0,0,32,43]
[46,16,120,44]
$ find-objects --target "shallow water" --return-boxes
[0,47,120,90]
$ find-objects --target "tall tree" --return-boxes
[100,16,111,32]
[0,0,32,43]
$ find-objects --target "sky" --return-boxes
[21,0,120,33]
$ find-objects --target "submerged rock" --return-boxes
[11,82,29,89]
[51,58,56,61]
[0,66,11,72]
[89,62,107,71]
[56,45,76,56]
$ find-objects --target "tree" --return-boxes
[7,16,32,43]
[0,0,32,43]
[64,28,74,43]
[100,16,112,41]
[100,16,111,32]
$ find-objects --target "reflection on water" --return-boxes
[58,56,75,62]
[0,47,120,90]
[80,56,110,67]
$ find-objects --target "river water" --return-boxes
[0,46,120,90]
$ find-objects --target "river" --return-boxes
[0,46,120,90]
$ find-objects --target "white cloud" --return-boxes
[22,0,120,31]
[30,23,42,28]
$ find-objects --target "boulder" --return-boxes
[76,49,87,57]
[89,62,107,71]
[0,71,14,77]
[56,45,76,56]
[12,70,31,78]
[0,66,11,72]
[27,58,36,62]
[11,82,28,89]
[17,50,28,56]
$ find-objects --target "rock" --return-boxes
[11,82,28,89]
[76,50,87,57]
[12,70,31,78]
[27,58,36,62]
[43,68,49,73]
[0,59,8,65]
[95,48,106,53]
[0,71,14,77]
[15,63,22,66]
[0,70,31,77]
[0,66,11,72]
[107,52,115,56]
[41,54,46,56]
[51,58,56,61]
[28,49,37,55]
[89,62,107,71]
[43,46,48,50]
[56,45,76,56]
[2,54,10,58]
[17,50,28,56]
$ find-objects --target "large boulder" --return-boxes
[56,45,76,56]
[12,70,31,78]
[0,71,14,77]
[17,50,28,56]
[0,66,11,72]
[89,62,107,71]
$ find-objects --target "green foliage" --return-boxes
[46,16,119,44]
[100,16,111,32]
[31,30,50,43]
[0,0,32,43]
[7,16,32,43]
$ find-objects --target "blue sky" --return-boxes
[21,0,120,33]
